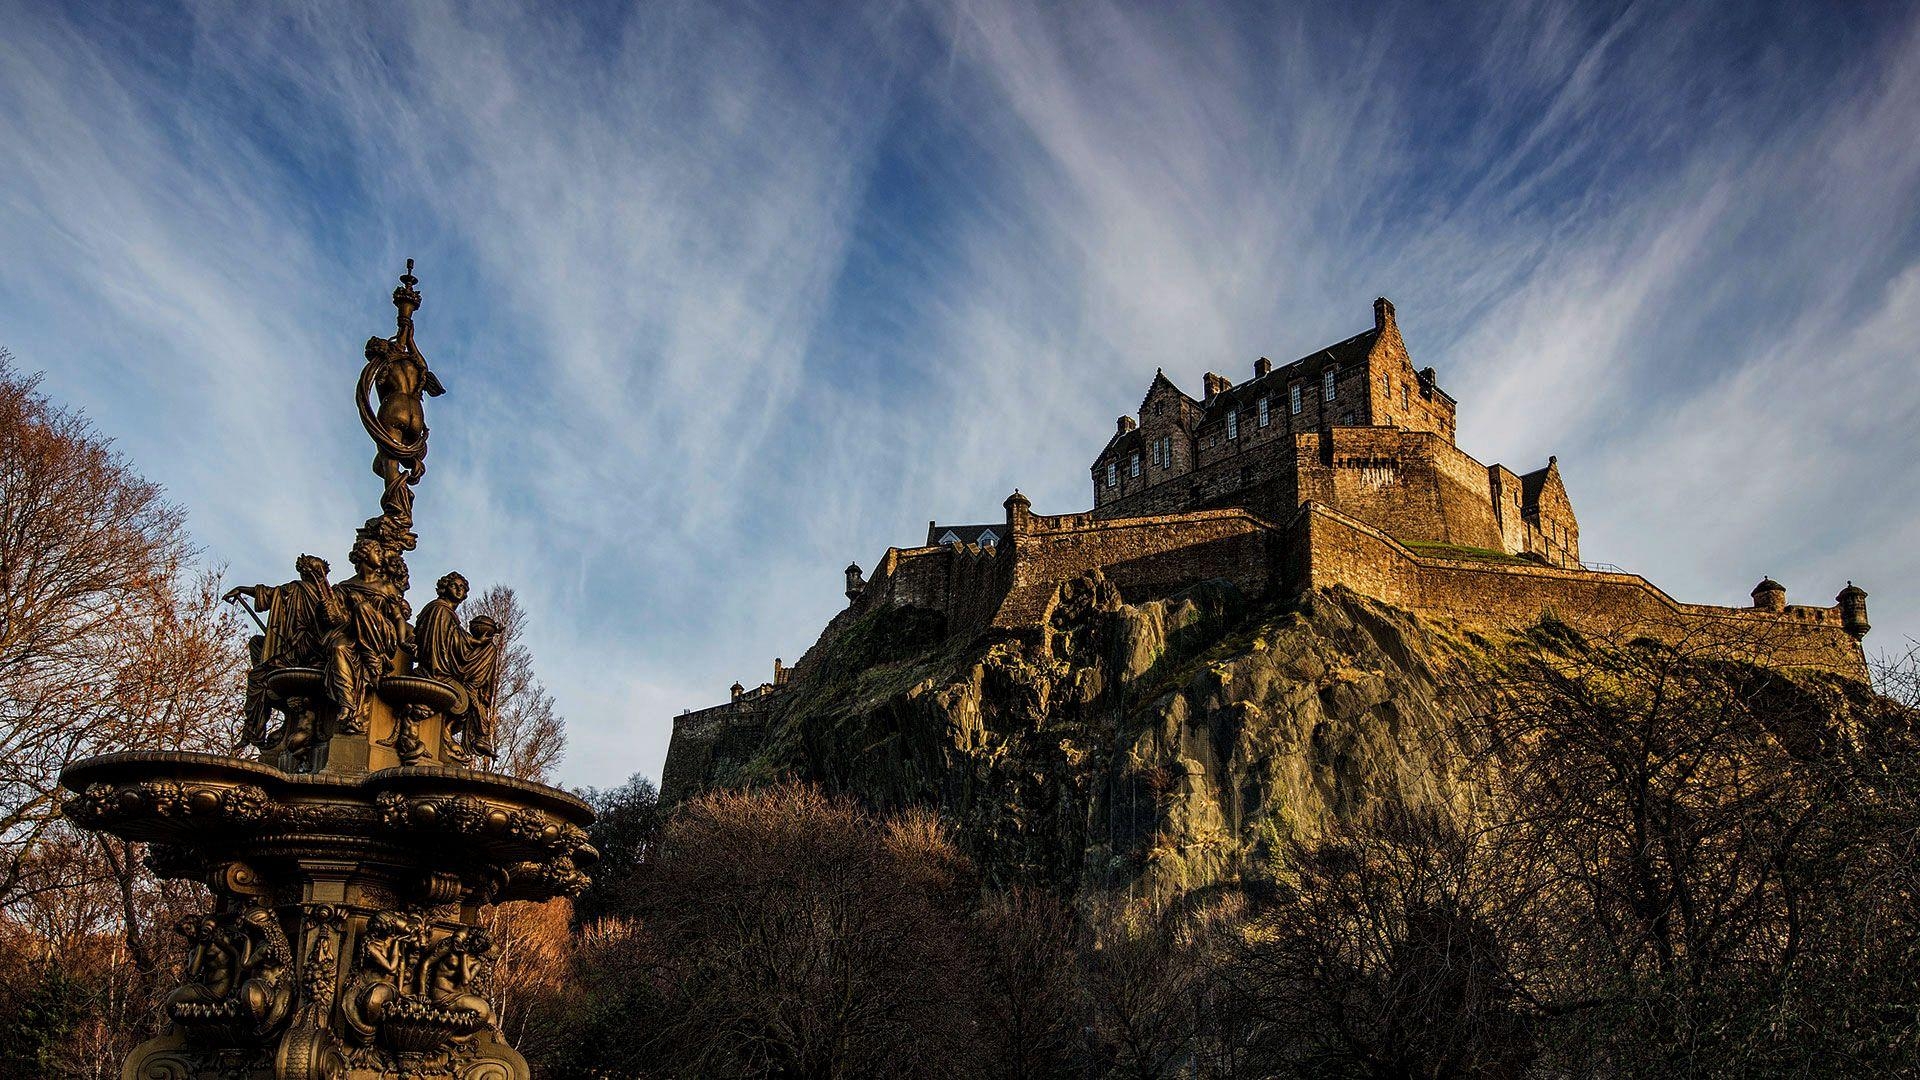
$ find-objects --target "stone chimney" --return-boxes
[1374,296,1396,333]
[1254,357,1272,378]
[1750,577,1786,613]
[1837,582,1870,639]
[1117,415,1137,435]
[1202,372,1232,399]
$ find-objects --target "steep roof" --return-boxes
[1518,458,1563,513]
[926,522,1004,547]
[1197,327,1380,423]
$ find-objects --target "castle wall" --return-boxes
[661,690,782,804]
[1294,503,1866,679]
[1293,428,1509,552]
[859,542,1011,635]
[995,506,1278,629]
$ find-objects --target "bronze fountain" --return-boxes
[60,264,595,1080]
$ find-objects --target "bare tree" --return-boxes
[0,351,244,1071]
[0,352,242,908]
[545,784,980,1079]
[467,585,564,783]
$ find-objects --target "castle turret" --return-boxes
[1837,582,1870,639]
[1750,577,1786,613]
[845,562,865,602]
[730,681,745,702]
[1004,489,1032,534]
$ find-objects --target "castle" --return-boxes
[664,299,1870,798]
[1086,298,1577,567]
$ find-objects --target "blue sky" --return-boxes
[4,0,1917,790]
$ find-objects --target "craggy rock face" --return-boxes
[687,579,1496,903]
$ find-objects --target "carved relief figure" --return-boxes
[423,926,497,1030]
[412,572,503,764]
[163,901,293,1040]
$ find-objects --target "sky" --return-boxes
[2,0,1917,792]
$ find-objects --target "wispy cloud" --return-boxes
[2,0,1915,787]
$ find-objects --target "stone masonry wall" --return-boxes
[1294,428,1509,552]
[997,506,1278,629]
[1293,503,1867,678]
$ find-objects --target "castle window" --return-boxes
[1290,385,1302,415]
[1129,452,1140,478]
[1382,371,1391,395]
[1106,462,1117,488]
[978,530,998,548]
[1257,396,1270,427]
[1226,410,1238,440]
[1323,368,1337,402]
[1402,386,1410,408]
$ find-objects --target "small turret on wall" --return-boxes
[1838,583,1870,639]
[1751,577,1787,613]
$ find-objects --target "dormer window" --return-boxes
[1226,410,1239,440]
[1290,385,1302,415]
[1258,396,1270,427]
[1323,368,1337,402]
[977,530,998,548]
[1129,452,1141,478]
[1106,462,1117,488]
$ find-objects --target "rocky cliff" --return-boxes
[665,575,1870,902]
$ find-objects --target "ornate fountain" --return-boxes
[60,265,595,1080]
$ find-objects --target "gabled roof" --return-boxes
[926,522,1003,547]
[1140,368,1193,412]
[1518,459,1562,513]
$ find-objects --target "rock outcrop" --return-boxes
[670,578,1502,899]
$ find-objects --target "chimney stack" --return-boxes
[1203,372,1232,399]
[1254,357,1272,378]
[1117,415,1137,435]
[1374,297,1396,332]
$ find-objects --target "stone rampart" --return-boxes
[1292,502,1867,679]
[997,505,1278,629]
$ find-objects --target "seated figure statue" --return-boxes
[412,572,502,764]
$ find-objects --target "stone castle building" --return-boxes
[1088,299,1577,568]
[664,299,1871,799]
